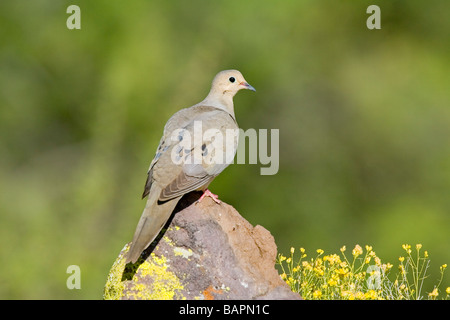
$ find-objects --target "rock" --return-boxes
[103,192,301,300]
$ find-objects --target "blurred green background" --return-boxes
[1,0,449,299]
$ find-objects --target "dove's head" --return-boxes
[210,70,256,97]
[202,70,255,116]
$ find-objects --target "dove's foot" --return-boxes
[197,189,221,204]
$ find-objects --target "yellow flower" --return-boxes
[312,290,322,299]
[355,272,366,281]
[365,290,378,300]
[352,245,363,257]
[428,288,438,299]
[277,243,443,300]
[325,254,341,265]
[355,291,365,300]
[328,278,338,286]
[399,265,406,275]
[402,244,411,254]
[314,267,324,276]
[446,287,450,295]
[374,257,381,266]
[302,261,313,271]
[341,290,354,300]
[383,263,393,272]
[337,268,349,277]
[315,257,323,266]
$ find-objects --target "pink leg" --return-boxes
[197,189,221,204]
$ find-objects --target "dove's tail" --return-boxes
[126,188,181,264]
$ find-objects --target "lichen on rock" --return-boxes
[103,245,186,300]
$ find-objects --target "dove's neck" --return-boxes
[201,91,236,118]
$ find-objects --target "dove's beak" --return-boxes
[240,82,256,92]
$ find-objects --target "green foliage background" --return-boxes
[0,1,449,299]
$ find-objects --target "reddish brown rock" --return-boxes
[104,192,300,300]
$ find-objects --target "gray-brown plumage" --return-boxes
[126,70,255,263]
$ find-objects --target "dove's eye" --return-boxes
[229,77,235,83]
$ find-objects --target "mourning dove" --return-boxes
[126,70,255,263]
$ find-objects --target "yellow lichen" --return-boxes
[103,244,128,300]
[163,236,174,246]
[127,253,185,300]
[104,245,186,300]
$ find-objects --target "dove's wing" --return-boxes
[145,105,238,201]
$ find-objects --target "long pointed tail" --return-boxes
[126,189,181,264]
